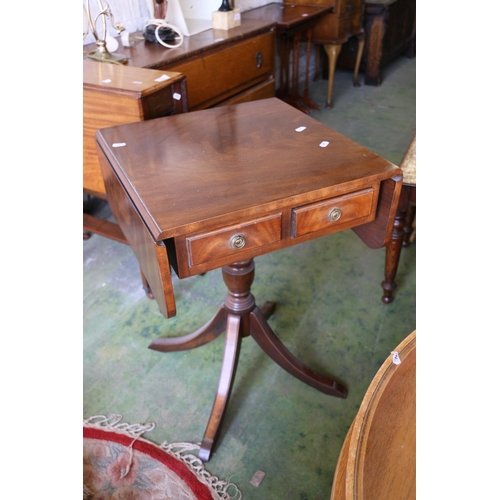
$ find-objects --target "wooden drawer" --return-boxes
[291,188,374,237]
[168,32,274,110]
[186,214,282,267]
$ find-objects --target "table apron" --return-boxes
[171,184,380,278]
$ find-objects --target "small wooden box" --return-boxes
[212,9,242,31]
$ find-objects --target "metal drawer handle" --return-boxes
[255,51,263,68]
[229,234,246,249]
[328,207,342,222]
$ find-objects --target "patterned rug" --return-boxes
[83,415,242,500]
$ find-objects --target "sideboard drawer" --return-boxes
[168,32,274,110]
[187,214,282,267]
[291,188,374,237]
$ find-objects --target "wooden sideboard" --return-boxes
[87,17,277,111]
[294,0,366,108]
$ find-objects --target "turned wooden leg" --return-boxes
[402,205,416,247]
[381,211,405,304]
[381,186,413,303]
[353,33,365,87]
[323,43,342,109]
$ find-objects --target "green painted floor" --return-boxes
[83,55,416,499]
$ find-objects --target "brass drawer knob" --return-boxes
[229,234,246,249]
[328,207,342,222]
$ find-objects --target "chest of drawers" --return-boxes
[165,31,275,110]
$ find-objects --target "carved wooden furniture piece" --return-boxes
[362,0,416,85]
[88,17,277,111]
[294,0,365,108]
[242,2,332,113]
[336,0,416,85]
[83,59,187,243]
[95,98,402,461]
[381,135,415,303]
[331,330,416,499]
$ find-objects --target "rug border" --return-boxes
[84,426,215,499]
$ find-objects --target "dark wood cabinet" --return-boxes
[338,0,416,85]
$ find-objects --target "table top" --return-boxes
[242,3,333,30]
[96,97,402,318]
[83,59,185,96]
[331,331,416,499]
[96,98,399,242]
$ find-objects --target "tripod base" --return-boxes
[149,259,347,461]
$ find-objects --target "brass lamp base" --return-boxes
[86,40,128,64]
[87,50,128,64]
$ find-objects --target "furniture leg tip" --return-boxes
[335,383,348,399]
[199,439,213,462]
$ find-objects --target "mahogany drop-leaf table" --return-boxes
[95,98,402,461]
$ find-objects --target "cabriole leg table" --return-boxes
[95,98,402,462]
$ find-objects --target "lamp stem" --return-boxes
[218,0,232,12]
